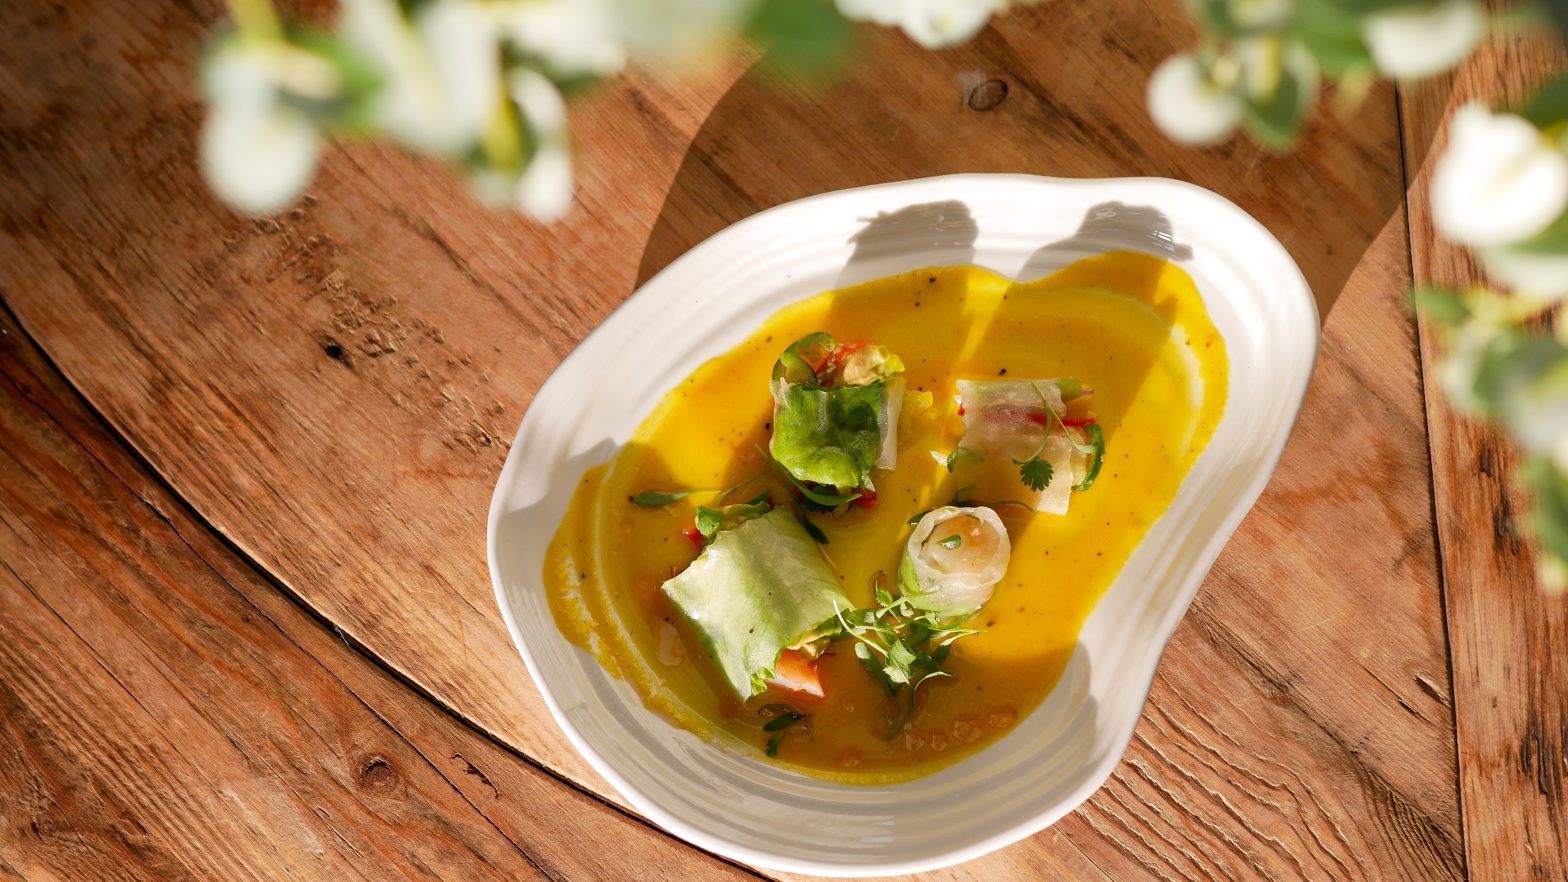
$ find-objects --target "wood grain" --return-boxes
[0,0,1474,877]
[0,306,753,881]
[1399,23,1568,882]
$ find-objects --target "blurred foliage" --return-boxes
[198,0,1568,585]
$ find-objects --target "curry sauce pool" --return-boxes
[544,252,1228,784]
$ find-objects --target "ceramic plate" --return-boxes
[487,174,1317,876]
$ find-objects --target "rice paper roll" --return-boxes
[952,379,1092,516]
[899,506,1012,617]
[661,509,850,699]
[768,333,905,491]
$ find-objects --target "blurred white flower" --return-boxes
[200,42,321,214]
[510,68,573,222]
[616,0,755,58]
[836,0,900,26]
[498,0,627,78]
[836,0,1000,49]
[1433,104,1568,247]
[341,0,500,154]
[202,104,320,215]
[1511,363,1568,470]
[1363,0,1482,79]
[1229,0,1294,30]
[1147,53,1242,146]
[1479,246,1568,299]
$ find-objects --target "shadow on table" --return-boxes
[633,6,1413,323]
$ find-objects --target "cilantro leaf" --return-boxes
[1018,457,1054,491]
[631,489,696,506]
[882,639,918,685]
[759,705,811,756]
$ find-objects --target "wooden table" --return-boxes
[2,2,1565,879]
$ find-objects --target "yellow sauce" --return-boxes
[544,252,1228,783]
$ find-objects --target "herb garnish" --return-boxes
[835,586,979,738]
[1012,382,1097,492]
[760,706,811,756]
[630,489,698,506]
[693,492,773,544]
[937,534,962,549]
[630,472,766,508]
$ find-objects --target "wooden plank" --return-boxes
[0,0,1459,877]
[0,309,754,881]
[1399,23,1568,882]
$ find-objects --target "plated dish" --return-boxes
[487,174,1316,875]
[543,253,1227,783]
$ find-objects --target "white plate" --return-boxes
[487,174,1317,876]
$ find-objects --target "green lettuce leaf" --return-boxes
[769,380,885,489]
[660,509,850,699]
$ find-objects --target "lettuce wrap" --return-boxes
[768,333,905,492]
[950,378,1103,515]
[661,508,850,699]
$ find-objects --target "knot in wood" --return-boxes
[357,755,400,793]
[966,79,1009,112]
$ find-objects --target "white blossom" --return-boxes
[615,0,755,58]
[1478,246,1568,299]
[340,0,500,154]
[1229,0,1294,30]
[497,0,627,78]
[1511,367,1568,471]
[835,0,900,26]
[200,42,321,214]
[510,68,574,222]
[1432,104,1568,247]
[836,0,1001,49]
[1363,0,1482,79]
[1147,53,1242,146]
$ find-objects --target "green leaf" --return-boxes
[1291,0,1375,76]
[907,508,933,525]
[1190,0,1245,37]
[1414,287,1471,325]
[1018,457,1054,491]
[761,449,864,506]
[798,515,829,544]
[1519,70,1568,128]
[937,534,962,549]
[854,640,896,694]
[631,489,696,506]
[1072,423,1107,491]
[1526,457,1568,567]
[768,382,884,490]
[1243,63,1309,150]
[882,639,918,685]
[695,506,724,543]
[763,709,804,732]
[746,0,855,78]
[695,498,775,544]
[765,733,785,756]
